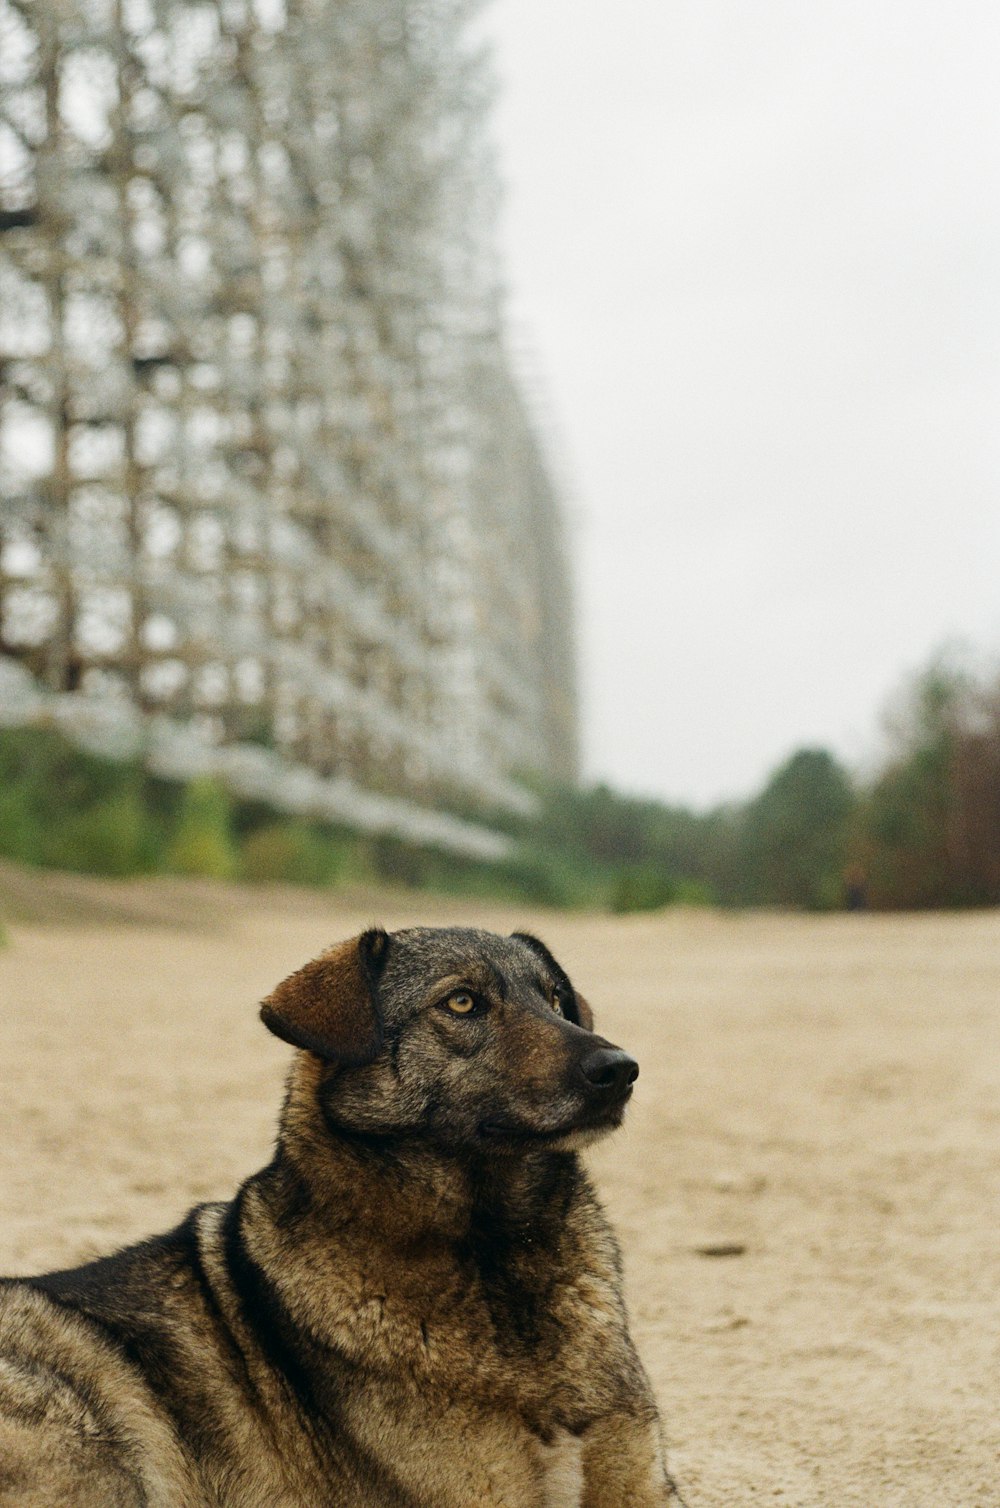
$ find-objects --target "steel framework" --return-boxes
[0,0,577,854]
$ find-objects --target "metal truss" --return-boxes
[0,0,578,853]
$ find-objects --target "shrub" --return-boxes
[611,864,676,914]
[47,786,157,876]
[0,730,160,875]
[671,878,716,907]
[0,783,39,865]
[163,778,237,880]
[240,822,345,886]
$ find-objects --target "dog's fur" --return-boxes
[0,926,678,1506]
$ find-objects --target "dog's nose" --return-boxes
[579,1048,639,1096]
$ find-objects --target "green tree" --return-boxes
[860,654,982,908]
[736,749,855,909]
[948,674,1000,903]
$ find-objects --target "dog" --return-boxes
[0,926,679,1505]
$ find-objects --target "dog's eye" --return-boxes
[551,989,565,1016]
[444,991,478,1015]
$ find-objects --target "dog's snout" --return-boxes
[578,1048,639,1096]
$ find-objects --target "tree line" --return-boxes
[1,649,998,911]
[513,649,1000,911]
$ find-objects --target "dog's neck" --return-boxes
[234,1127,591,1399]
[231,1056,596,1380]
[259,1050,585,1250]
[266,1106,581,1250]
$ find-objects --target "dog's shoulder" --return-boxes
[1,1203,238,1395]
[9,1206,206,1317]
[0,1202,323,1507]
[0,1249,208,1506]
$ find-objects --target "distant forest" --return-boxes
[2,648,998,911]
[522,648,999,912]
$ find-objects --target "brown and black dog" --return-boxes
[0,926,680,1506]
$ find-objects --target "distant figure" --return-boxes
[844,863,868,911]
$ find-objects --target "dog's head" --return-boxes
[261,927,638,1153]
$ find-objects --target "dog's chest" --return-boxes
[336,1378,586,1508]
[323,1248,619,1407]
[534,1430,586,1506]
[291,1263,611,1508]
[311,1275,616,1508]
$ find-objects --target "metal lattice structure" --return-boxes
[0,0,577,854]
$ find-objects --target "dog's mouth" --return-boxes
[478,1088,632,1144]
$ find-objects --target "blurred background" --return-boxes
[1,0,998,914]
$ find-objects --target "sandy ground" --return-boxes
[0,862,998,1506]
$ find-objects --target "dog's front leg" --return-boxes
[578,1411,681,1507]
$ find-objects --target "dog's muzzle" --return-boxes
[478,1044,639,1143]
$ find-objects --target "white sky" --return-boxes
[488,0,1000,808]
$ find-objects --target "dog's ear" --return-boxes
[260,929,390,1064]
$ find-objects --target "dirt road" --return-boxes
[1,866,997,1505]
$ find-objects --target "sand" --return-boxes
[1,863,997,1506]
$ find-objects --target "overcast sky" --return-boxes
[487,0,1000,808]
